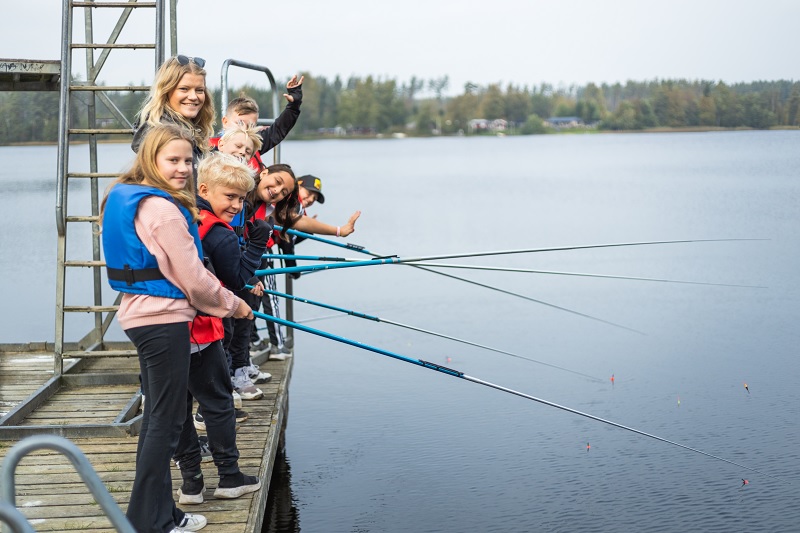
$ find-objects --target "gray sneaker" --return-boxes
[268,344,292,361]
[249,337,271,357]
[232,367,263,400]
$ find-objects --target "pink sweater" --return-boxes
[116,196,240,331]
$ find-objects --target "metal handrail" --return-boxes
[219,59,281,164]
[0,502,34,533]
[55,0,72,237]
[0,435,135,533]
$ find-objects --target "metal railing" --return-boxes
[0,435,135,533]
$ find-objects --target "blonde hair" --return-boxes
[226,94,259,117]
[219,124,263,153]
[198,152,255,192]
[101,124,199,223]
[137,56,216,152]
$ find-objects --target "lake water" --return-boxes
[1,131,799,532]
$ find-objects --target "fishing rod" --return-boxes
[252,310,791,485]
[251,285,605,382]
[271,227,645,334]
[256,254,645,334]
[260,254,761,288]
[263,237,762,266]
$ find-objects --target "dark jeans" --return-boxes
[225,290,258,371]
[125,322,189,533]
[173,340,240,477]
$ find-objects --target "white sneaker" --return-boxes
[232,367,263,400]
[245,362,272,384]
[171,512,207,532]
[231,390,242,409]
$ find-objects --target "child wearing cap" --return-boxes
[292,175,360,237]
[252,174,362,359]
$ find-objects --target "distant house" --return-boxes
[468,118,508,133]
[545,116,584,128]
[468,118,489,133]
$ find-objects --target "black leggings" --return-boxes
[125,322,190,533]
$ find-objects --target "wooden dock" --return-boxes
[0,344,292,532]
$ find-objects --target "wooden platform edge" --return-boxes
[246,355,293,533]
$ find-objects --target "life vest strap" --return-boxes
[106,265,165,286]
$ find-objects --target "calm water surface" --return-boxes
[1,131,799,532]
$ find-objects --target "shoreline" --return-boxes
[3,125,797,147]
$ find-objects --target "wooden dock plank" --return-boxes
[0,350,292,533]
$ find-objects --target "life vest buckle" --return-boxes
[123,264,135,286]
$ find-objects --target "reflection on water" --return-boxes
[263,449,300,533]
[3,132,800,532]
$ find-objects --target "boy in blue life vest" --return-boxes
[172,152,270,505]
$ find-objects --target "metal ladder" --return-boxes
[54,0,174,372]
[0,0,176,440]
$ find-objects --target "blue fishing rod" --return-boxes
[249,285,604,382]
[268,229,764,333]
[252,309,791,485]
[255,238,759,277]
[261,254,761,288]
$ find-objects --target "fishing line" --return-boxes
[255,286,605,382]
[262,254,763,288]
[254,256,645,334]
[265,239,763,268]
[396,262,767,288]
[253,310,791,485]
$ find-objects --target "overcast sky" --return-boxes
[2,0,798,95]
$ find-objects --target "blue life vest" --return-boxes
[103,183,203,298]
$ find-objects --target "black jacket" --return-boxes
[258,83,302,155]
[197,195,265,291]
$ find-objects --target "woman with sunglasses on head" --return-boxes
[132,55,214,181]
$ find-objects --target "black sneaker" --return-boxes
[177,473,205,505]
[235,409,248,423]
[213,471,262,499]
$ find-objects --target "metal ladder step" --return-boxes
[68,172,120,179]
[65,260,106,268]
[62,349,138,358]
[66,215,100,223]
[68,128,132,135]
[72,1,157,6]
[71,44,156,49]
[70,85,150,91]
[64,305,119,313]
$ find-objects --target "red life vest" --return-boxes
[249,202,277,248]
[187,209,234,344]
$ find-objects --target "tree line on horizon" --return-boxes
[1,75,798,144]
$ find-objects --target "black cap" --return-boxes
[297,175,325,204]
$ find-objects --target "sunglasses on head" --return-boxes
[176,55,205,68]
